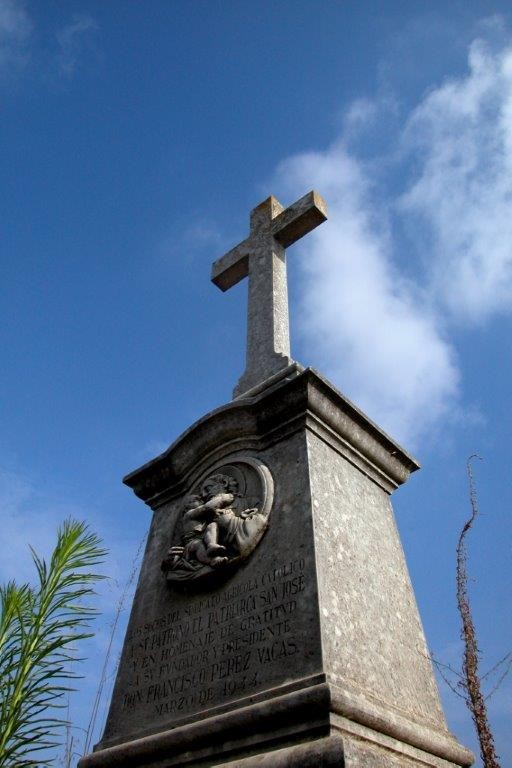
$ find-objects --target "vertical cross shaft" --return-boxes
[211,191,327,397]
[242,196,289,392]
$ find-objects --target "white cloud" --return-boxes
[56,15,97,77]
[271,29,512,447]
[0,3,98,82]
[0,0,31,75]
[273,143,459,447]
[401,37,512,323]
[159,220,224,265]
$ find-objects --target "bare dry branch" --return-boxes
[456,455,500,768]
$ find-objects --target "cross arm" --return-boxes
[271,190,328,248]
[211,240,251,292]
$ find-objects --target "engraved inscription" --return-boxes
[123,558,306,718]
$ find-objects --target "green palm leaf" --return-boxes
[0,519,106,767]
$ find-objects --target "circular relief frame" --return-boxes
[161,456,273,587]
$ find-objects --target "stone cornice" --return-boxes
[123,368,419,506]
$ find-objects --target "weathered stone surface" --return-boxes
[80,683,332,767]
[213,736,345,767]
[211,192,327,397]
[99,428,323,749]
[80,369,473,768]
[308,431,444,726]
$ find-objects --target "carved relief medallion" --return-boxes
[161,457,273,585]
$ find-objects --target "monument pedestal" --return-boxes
[79,368,473,768]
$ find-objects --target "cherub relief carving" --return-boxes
[161,460,272,585]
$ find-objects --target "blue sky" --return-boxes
[1,1,511,764]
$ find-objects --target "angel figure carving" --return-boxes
[161,465,272,584]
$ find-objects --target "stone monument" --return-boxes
[79,191,474,767]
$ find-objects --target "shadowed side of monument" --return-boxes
[79,192,473,767]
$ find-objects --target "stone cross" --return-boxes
[211,190,327,397]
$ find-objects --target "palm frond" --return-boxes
[0,519,107,768]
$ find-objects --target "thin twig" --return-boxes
[432,658,467,700]
[430,656,463,679]
[485,655,512,702]
[82,533,147,754]
[481,651,512,683]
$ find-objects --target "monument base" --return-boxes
[80,678,470,767]
[80,368,472,768]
